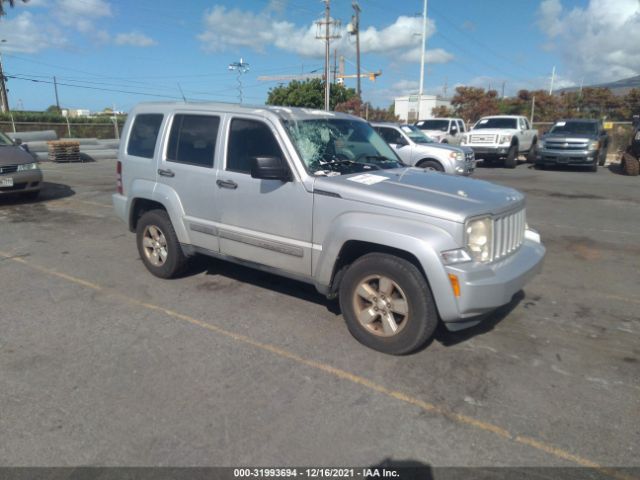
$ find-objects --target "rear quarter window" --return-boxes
[127,113,164,159]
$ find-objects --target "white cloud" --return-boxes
[537,0,640,83]
[400,47,454,64]
[198,6,453,65]
[114,32,157,47]
[53,0,111,32]
[0,11,66,53]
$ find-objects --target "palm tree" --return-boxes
[0,0,29,17]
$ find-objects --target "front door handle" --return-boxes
[158,168,175,178]
[216,179,238,190]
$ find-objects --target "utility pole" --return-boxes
[332,48,337,84]
[53,76,61,110]
[349,1,362,98]
[316,1,340,110]
[530,95,536,124]
[501,81,506,99]
[0,52,9,113]
[417,0,428,120]
[549,66,556,95]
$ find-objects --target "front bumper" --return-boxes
[463,145,510,158]
[442,233,545,328]
[0,169,43,195]
[535,149,597,166]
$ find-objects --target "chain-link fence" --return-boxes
[0,120,124,140]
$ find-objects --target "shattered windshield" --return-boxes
[401,125,435,144]
[282,118,403,175]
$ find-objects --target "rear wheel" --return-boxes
[526,141,537,163]
[418,159,445,172]
[623,153,640,176]
[339,253,438,355]
[504,144,518,169]
[136,209,188,278]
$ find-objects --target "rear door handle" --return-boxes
[216,179,238,189]
[158,168,175,178]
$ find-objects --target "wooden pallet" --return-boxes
[47,140,81,163]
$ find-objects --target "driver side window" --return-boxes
[377,127,403,145]
[227,118,285,174]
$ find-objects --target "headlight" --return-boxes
[465,216,493,262]
[461,135,469,144]
[17,162,39,171]
[537,140,545,149]
[499,134,512,144]
[449,151,464,161]
[587,140,599,151]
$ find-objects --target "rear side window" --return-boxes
[226,118,284,174]
[167,114,220,168]
[127,114,163,158]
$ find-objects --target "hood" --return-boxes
[414,142,462,154]
[0,145,36,166]
[314,168,524,223]
[543,132,597,141]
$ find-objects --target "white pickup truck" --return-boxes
[461,115,538,168]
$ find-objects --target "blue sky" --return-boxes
[0,0,638,112]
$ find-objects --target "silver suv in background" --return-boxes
[414,118,466,145]
[113,102,545,354]
[372,123,475,175]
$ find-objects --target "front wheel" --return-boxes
[418,159,445,172]
[339,253,438,355]
[136,209,188,279]
[598,147,608,166]
[504,145,518,169]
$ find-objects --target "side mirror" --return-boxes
[14,138,22,145]
[395,137,408,147]
[450,126,458,135]
[250,156,291,181]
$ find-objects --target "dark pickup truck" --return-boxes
[535,119,609,172]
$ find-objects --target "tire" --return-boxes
[598,146,608,166]
[22,190,40,200]
[504,144,518,169]
[136,209,188,279]
[526,141,537,163]
[623,154,640,176]
[338,253,438,355]
[418,159,444,172]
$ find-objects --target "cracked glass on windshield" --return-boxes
[283,118,403,175]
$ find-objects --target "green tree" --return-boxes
[0,0,29,16]
[45,105,62,115]
[431,105,455,117]
[266,79,356,110]
[449,86,500,123]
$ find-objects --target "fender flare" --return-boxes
[314,212,462,321]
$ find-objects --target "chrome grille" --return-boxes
[0,164,18,174]
[545,141,588,150]
[470,134,497,144]
[493,209,526,260]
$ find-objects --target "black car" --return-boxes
[535,119,609,172]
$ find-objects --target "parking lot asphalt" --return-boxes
[0,159,638,473]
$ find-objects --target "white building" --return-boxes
[394,95,452,123]
[61,108,92,118]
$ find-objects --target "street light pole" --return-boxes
[0,40,9,113]
[417,0,428,121]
